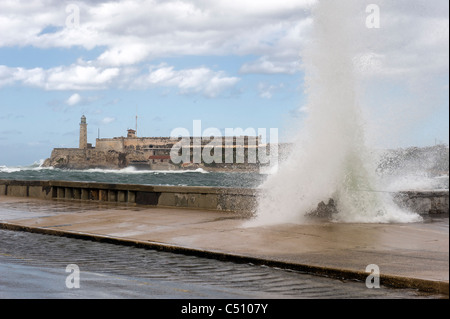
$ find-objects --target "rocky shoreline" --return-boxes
[42,147,261,173]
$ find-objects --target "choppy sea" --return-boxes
[0,160,448,190]
[0,161,266,188]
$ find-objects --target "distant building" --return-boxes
[127,129,136,138]
[44,115,279,171]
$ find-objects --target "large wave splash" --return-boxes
[246,0,423,227]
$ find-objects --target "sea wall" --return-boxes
[393,190,449,215]
[0,179,448,215]
[0,180,256,214]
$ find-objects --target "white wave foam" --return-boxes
[78,167,209,174]
[30,159,45,168]
[83,167,141,174]
[154,168,209,174]
[259,164,279,175]
[0,162,54,173]
[382,175,448,192]
[0,165,209,174]
[0,166,21,173]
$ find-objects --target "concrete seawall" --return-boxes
[0,179,448,215]
[0,179,256,214]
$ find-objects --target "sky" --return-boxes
[0,0,448,166]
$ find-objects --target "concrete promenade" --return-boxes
[0,196,448,296]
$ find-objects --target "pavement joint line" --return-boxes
[0,220,448,296]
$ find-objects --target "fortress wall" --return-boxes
[123,137,176,149]
[0,179,447,215]
[393,191,449,215]
[95,138,124,151]
[95,137,176,151]
[43,148,131,169]
[48,148,80,162]
[51,148,86,155]
[96,136,264,152]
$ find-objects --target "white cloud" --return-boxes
[0,65,14,86]
[66,93,81,106]
[97,43,152,66]
[240,57,301,75]
[351,1,449,82]
[46,65,120,90]
[0,0,448,88]
[135,64,240,97]
[0,62,239,97]
[0,64,120,90]
[0,0,315,70]
[101,117,116,124]
[258,82,285,99]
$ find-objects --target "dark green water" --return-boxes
[0,164,266,188]
[1,162,447,190]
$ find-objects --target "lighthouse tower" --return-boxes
[79,115,88,149]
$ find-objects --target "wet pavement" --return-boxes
[1,229,440,299]
[0,196,448,298]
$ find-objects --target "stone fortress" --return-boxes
[42,116,272,171]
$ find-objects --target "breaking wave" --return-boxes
[0,160,53,173]
[0,162,261,188]
[80,167,209,174]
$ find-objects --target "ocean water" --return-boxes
[0,161,266,189]
[1,161,447,191]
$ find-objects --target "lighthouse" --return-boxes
[79,115,88,149]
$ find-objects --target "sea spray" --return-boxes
[246,0,422,226]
